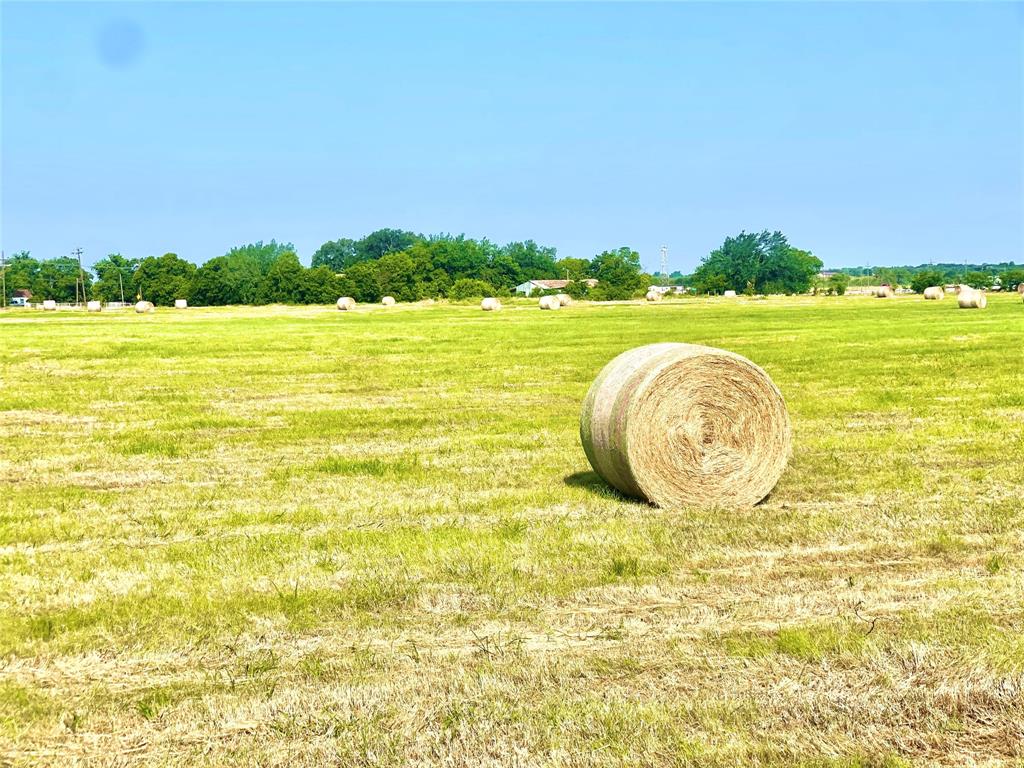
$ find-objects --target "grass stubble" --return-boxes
[0,295,1022,766]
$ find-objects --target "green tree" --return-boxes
[504,241,559,280]
[828,273,850,296]
[1,252,40,297]
[555,257,590,281]
[998,269,1024,292]
[909,269,946,294]
[961,271,992,290]
[189,256,252,305]
[300,266,342,304]
[92,254,139,302]
[258,252,305,304]
[340,261,382,303]
[311,238,358,271]
[37,257,88,302]
[134,254,196,306]
[588,247,644,300]
[357,229,421,261]
[448,278,496,300]
[692,231,820,295]
[224,240,296,275]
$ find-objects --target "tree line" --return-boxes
[1,230,651,306]
[10,227,1010,306]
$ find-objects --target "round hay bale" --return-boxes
[555,293,572,306]
[1017,283,1024,295]
[539,295,561,310]
[645,290,662,302]
[480,297,502,311]
[381,296,396,306]
[923,287,944,300]
[135,301,154,314]
[723,290,738,298]
[875,286,893,298]
[336,297,356,311]
[174,299,188,309]
[42,300,57,311]
[87,300,102,312]
[957,289,986,309]
[580,343,791,509]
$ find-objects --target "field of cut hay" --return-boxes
[1,295,1023,767]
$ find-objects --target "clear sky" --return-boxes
[2,2,1022,273]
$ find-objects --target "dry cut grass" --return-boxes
[1,295,1022,766]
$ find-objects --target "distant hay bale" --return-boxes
[723,290,738,298]
[174,299,188,309]
[645,290,662,302]
[135,301,154,314]
[580,343,791,508]
[923,287,944,300]
[480,297,502,311]
[381,296,396,306]
[336,297,356,311]
[539,295,561,310]
[875,286,893,298]
[958,289,986,309]
[87,300,102,312]
[42,300,57,311]
[555,293,572,306]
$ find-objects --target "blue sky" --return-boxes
[2,2,1021,273]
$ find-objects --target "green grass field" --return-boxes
[1,295,1022,767]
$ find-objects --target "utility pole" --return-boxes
[72,247,85,305]
[660,245,668,287]
[1,250,6,309]
[118,267,125,304]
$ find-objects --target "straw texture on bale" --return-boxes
[923,287,944,300]
[958,289,987,309]
[1018,283,1024,295]
[381,296,396,306]
[336,297,356,311]
[539,295,561,310]
[135,301,154,314]
[42,300,57,311]
[723,290,738,298]
[87,300,102,312]
[875,286,893,298]
[555,293,572,306]
[174,299,188,309]
[480,297,502,311]
[645,291,662,302]
[580,343,791,509]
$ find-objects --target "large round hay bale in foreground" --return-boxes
[480,297,502,311]
[555,293,572,306]
[135,301,154,314]
[958,289,987,309]
[1017,283,1024,295]
[539,295,561,310]
[42,300,57,311]
[174,299,188,309]
[875,286,893,298]
[580,343,791,509]
[87,300,102,312]
[336,297,356,311]
[645,290,662,302]
[923,287,944,300]
[381,296,396,306]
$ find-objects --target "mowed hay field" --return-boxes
[1,296,1023,767]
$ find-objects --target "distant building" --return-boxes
[514,278,598,295]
